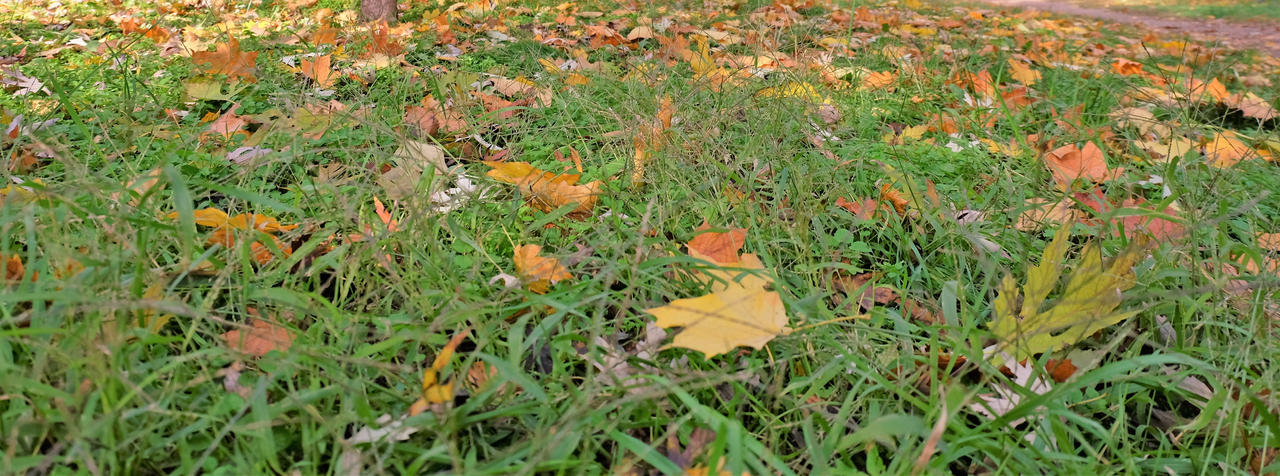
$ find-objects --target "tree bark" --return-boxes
[360,0,397,23]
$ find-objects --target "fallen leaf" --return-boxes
[1111,58,1143,76]
[299,54,336,88]
[513,244,572,293]
[988,222,1145,364]
[409,329,470,415]
[1007,58,1040,85]
[646,253,788,358]
[485,161,600,217]
[191,36,258,82]
[1042,142,1115,188]
[1014,198,1081,232]
[4,254,25,283]
[860,70,897,91]
[222,312,294,357]
[1258,233,1280,252]
[1226,92,1278,121]
[1204,131,1257,168]
[686,223,748,265]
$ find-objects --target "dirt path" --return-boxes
[967,0,1280,57]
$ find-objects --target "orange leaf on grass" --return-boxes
[192,36,259,82]
[1043,142,1116,188]
[485,161,600,217]
[4,254,26,283]
[1258,233,1280,252]
[171,208,299,233]
[513,244,572,294]
[1111,58,1143,76]
[835,196,878,220]
[222,311,294,357]
[1007,58,1040,85]
[1204,131,1258,168]
[686,223,747,265]
[860,70,897,91]
[409,329,471,415]
[299,54,336,88]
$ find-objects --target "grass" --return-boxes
[1074,0,1280,22]
[1,0,1279,474]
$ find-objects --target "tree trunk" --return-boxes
[360,0,397,23]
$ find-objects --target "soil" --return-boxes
[966,0,1280,57]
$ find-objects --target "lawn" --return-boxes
[1,0,1278,474]
[1075,0,1280,22]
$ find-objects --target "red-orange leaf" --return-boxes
[686,223,747,265]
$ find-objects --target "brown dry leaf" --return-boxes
[645,253,788,358]
[835,196,878,220]
[191,36,258,82]
[4,254,25,283]
[222,312,294,357]
[1007,58,1040,86]
[1110,107,1170,139]
[299,54,336,88]
[834,272,899,311]
[1015,197,1082,232]
[1223,92,1278,121]
[1204,131,1257,168]
[1043,142,1115,188]
[686,223,747,265]
[626,26,655,41]
[513,244,572,294]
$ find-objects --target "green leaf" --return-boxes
[988,223,1147,364]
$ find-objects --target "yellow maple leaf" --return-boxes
[645,254,788,358]
[1007,58,1040,86]
[988,222,1146,365]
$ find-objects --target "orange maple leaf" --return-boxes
[300,54,336,88]
[1043,142,1116,188]
[222,311,294,357]
[513,244,573,293]
[686,223,747,265]
[192,36,259,82]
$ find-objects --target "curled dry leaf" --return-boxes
[408,329,470,415]
[299,54,336,88]
[485,161,600,217]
